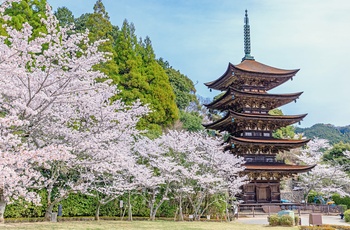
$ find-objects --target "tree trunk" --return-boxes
[128,191,132,221]
[45,203,54,221]
[95,202,101,221]
[179,195,184,221]
[0,200,6,223]
[151,184,170,221]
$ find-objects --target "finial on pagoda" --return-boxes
[242,9,254,61]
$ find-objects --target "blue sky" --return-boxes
[47,0,350,128]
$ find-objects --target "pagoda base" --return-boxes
[240,181,281,203]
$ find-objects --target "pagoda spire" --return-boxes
[242,9,255,61]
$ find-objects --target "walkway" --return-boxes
[236,214,350,226]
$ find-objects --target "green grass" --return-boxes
[0,220,298,230]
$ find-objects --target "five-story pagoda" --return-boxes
[203,10,314,203]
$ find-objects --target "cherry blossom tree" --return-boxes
[0,0,150,222]
[297,138,350,202]
[133,130,245,221]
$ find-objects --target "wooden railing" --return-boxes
[237,203,343,218]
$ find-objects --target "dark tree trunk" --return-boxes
[95,202,101,221]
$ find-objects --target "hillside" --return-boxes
[295,123,350,144]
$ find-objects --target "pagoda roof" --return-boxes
[244,163,316,173]
[205,87,303,110]
[204,60,299,91]
[203,111,307,132]
[235,60,299,75]
[230,136,310,147]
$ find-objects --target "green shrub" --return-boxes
[332,194,350,209]
[339,204,347,213]
[344,209,350,222]
[268,214,279,226]
[299,226,335,230]
[280,215,293,226]
[295,215,300,226]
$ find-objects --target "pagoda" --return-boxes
[203,10,314,203]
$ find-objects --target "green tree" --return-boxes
[158,58,198,110]
[84,0,119,82]
[179,111,203,132]
[54,6,74,27]
[269,109,296,139]
[114,20,178,133]
[323,142,350,166]
[0,0,48,37]
[74,13,90,32]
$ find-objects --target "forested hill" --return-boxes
[295,123,350,144]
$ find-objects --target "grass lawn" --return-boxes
[0,220,298,230]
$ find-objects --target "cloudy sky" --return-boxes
[47,0,350,128]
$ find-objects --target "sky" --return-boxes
[47,0,350,128]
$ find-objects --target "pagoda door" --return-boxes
[256,184,271,203]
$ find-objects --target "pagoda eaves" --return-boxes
[203,110,307,132]
[205,87,303,111]
[204,61,299,91]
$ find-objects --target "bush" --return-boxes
[280,215,293,226]
[332,194,350,209]
[299,226,335,230]
[339,204,347,213]
[295,215,300,226]
[344,209,350,222]
[268,214,279,226]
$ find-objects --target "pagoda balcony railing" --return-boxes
[245,159,285,164]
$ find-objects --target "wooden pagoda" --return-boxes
[203,10,314,203]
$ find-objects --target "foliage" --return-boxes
[299,226,336,230]
[332,194,350,211]
[268,214,280,226]
[296,124,350,144]
[158,58,198,111]
[345,209,350,222]
[54,6,74,27]
[0,0,48,38]
[113,20,178,132]
[323,142,350,167]
[179,111,204,132]
[279,215,293,226]
[268,109,297,139]
[268,214,293,227]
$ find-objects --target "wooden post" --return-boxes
[327,205,330,215]
[298,206,301,216]
[268,205,270,216]
[252,206,255,217]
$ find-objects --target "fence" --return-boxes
[237,203,343,218]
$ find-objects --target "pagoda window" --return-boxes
[245,132,252,136]
[254,132,262,137]
[246,157,254,162]
[263,132,271,137]
[266,157,274,163]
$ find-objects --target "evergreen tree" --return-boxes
[54,6,74,27]
[84,0,119,82]
[158,58,198,110]
[0,0,48,37]
[113,20,178,133]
